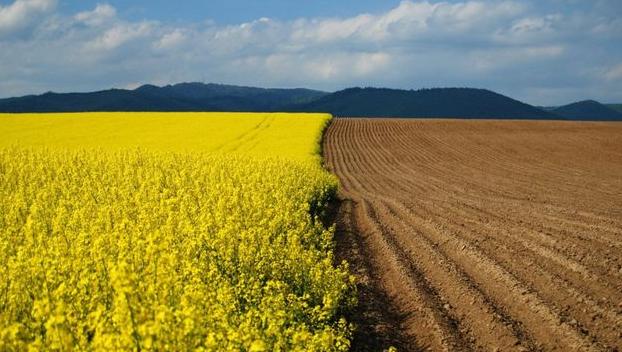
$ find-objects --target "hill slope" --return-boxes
[552,100,622,121]
[2,83,620,121]
[291,87,560,119]
[605,104,622,113]
[0,83,327,112]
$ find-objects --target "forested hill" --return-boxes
[0,83,327,112]
[1,83,620,121]
[290,87,560,119]
[551,100,622,121]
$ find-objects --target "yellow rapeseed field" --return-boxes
[0,113,353,351]
[0,112,328,160]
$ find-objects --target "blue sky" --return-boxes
[56,1,398,25]
[0,0,621,105]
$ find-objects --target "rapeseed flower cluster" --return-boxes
[0,113,354,351]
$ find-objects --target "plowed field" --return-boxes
[324,118,622,351]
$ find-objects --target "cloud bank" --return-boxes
[0,0,621,104]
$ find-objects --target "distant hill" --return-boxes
[1,83,620,121]
[290,87,560,119]
[0,83,327,112]
[552,100,622,121]
[606,104,622,113]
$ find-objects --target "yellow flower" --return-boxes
[0,113,353,351]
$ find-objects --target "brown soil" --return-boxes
[324,118,622,352]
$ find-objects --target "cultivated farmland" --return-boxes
[0,113,353,351]
[325,118,622,351]
[0,112,328,160]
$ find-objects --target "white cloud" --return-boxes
[0,0,56,36]
[290,1,525,44]
[0,0,620,105]
[153,29,187,50]
[258,52,392,81]
[83,22,154,52]
[74,3,116,27]
[493,14,564,45]
[605,63,622,81]
[469,45,565,71]
[353,52,392,76]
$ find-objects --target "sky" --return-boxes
[0,0,621,105]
